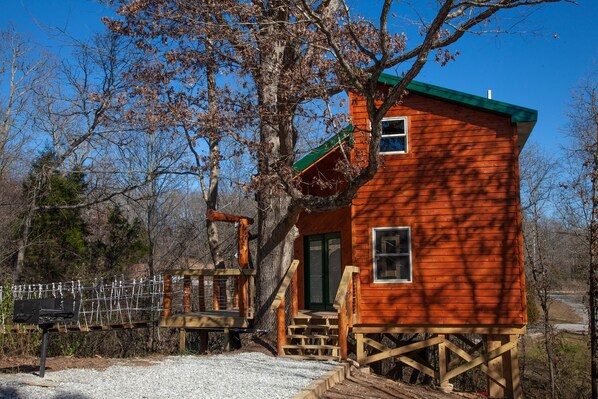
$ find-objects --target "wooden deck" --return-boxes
[159,310,251,329]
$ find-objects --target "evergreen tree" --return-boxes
[20,151,88,282]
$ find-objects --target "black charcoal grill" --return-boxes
[13,298,80,377]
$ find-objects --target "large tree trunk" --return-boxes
[255,193,299,334]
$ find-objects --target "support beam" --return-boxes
[438,335,448,388]
[487,334,507,399]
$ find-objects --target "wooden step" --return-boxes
[283,354,340,361]
[283,344,339,351]
[288,324,338,330]
[287,333,339,340]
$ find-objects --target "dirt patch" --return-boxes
[0,354,165,375]
[321,368,485,399]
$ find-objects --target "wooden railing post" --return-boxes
[162,274,172,318]
[347,274,354,328]
[213,275,220,311]
[239,275,246,317]
[354,272,361,324]
[338,300,348,359]
[183,275,191,313]
[277,295,286,356]
[270,260,300,357]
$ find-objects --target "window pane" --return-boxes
[380,136,405,152]
[382,119,405,135]
[375,256,410,280]
[375,229,409,254]
[308,240,323,303]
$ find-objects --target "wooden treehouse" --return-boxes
[272,74,535,399]
[160,210,256,351]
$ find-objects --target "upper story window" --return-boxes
[373,227,412,283]
[380,117,407,154]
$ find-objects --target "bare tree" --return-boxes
[13,32,142,280]
[0,28,47,177]
[520,142,559,398]
[563,71,598,398]
[107,0,572,333]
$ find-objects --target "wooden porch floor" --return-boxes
[159,310,251,329]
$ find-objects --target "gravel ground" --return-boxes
[0,352,337,399]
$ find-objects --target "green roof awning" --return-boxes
[294,125,353,173]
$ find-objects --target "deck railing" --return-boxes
[270,259,300,355]
[333,265,361,360]
[162,269,256,319]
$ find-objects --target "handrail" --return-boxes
[333,265,361,360]
[164,269,256,276]
[270,259,300,311]
[161,268,256,319]
[333,265,359,310]
[270,259,300,356]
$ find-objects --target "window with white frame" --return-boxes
[373,227,412,283]
[380,117,407,154]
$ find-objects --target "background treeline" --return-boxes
[0,29,254,284]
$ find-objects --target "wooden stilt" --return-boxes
[179,328,186,353]
[199,331,209,354]
[508,335,523,399]
[223,328,230,352]
[356,333,366,364]
[438,334,449,388]
[487,334,507,399]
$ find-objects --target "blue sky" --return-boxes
[1,0,596,152]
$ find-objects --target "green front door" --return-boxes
[305,233,342,310]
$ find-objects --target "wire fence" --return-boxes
[1,276,168,332]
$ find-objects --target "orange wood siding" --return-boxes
[294,206,353,309]
[349,91,526,327]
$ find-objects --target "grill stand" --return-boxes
[38,324,50,378]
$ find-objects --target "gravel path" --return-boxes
[0,352,337,399]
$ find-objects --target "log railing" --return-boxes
[333,265,361,360]
[162,269,256,319]
[270,259,300,355]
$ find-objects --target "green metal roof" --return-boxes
[294,125,353,173]
[377,73,537,123]
[294,75,537,172]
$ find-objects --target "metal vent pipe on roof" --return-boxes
[487,89,492,100]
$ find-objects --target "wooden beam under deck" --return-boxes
[159,311,250,329]
[352,325,526,335]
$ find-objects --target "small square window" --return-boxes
[373,227,412,283]
[380,117,407,154]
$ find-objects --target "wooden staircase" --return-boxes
[282,311,340,360]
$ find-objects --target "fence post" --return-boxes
[162,274,172,318]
